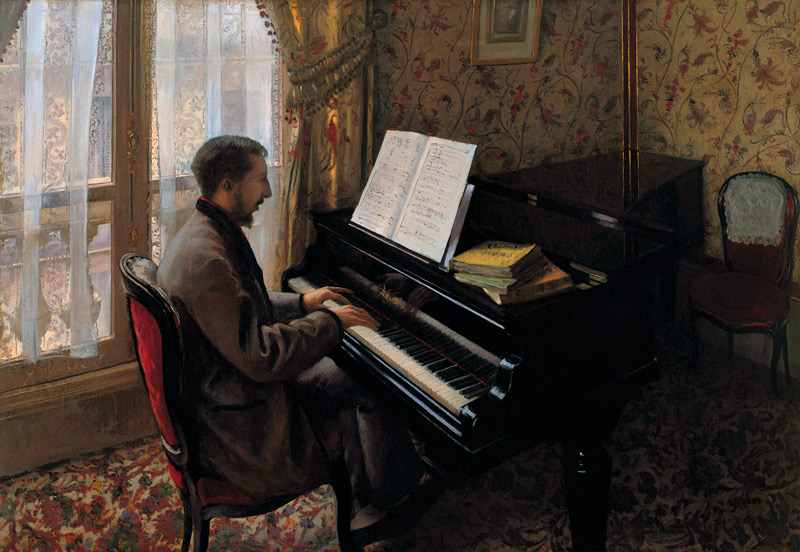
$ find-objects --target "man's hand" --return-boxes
[330,305,380,331]
[302,286,380,330]
[302,286,352,312]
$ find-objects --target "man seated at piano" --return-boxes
[156,135,429,539]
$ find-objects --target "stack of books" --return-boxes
[451,240,573,305]
[569,261,608,286]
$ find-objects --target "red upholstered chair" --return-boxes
[689,172,799,396]
[119,253,353,552]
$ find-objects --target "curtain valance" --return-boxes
[0,0,28,61]
[257,1,375,118]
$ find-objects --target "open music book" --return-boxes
[350,130,477,263]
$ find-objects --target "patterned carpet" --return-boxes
[2,336,799,552]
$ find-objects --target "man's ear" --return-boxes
[219,177,235,193]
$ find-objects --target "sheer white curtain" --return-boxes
[0,0,104,363]
[153,0,282,277]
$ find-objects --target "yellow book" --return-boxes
[450,240,541,277]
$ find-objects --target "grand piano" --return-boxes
[283,150,704,551]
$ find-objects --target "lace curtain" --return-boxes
[724,173,789,246]
[0,0,106,363]
[152,0,283,280]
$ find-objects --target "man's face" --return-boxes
[231,154,271,228]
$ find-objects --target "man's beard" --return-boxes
[231,191,255,228]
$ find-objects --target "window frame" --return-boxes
[0,0,150,392]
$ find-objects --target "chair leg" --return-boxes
[727,332,734,360]
[769,334,783,397]
[783,328,792,391]
[330,456,354,552]
[181,501,193,552]
[689,310,699,371]
[192,518,210,552]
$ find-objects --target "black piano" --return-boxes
[283,151,704,551]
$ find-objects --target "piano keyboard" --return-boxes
[288,275,500,415]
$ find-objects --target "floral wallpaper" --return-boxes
[637,0,800,284]
[374,0,800,285]
[374,0,625,175]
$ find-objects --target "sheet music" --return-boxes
[393,138,476,261]
[350,131,427,237]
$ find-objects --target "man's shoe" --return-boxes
[379,470,442,538]
[348,471,443,547]
[350,503,386,532]
[349,504,395,547]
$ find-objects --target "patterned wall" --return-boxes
[374,0,800,284]
[374,0,625,174]
[638,0,800,282]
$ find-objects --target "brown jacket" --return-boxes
[157,199,343,498]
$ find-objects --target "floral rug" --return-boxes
[2,338,799,551]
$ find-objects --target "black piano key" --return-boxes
[447,375,477,391]
[462,358,487,372]
[436,366,465,381]
[380,328,405,339]
[385,319,496,385]
[461,358,488,375]
[469,368,495,384]
[390,334,418,347]
[428,361,457,375]
[449,375,480,391]
[462,383,490,399]
[414,350,443,364]
[426,358,454,371]
[406,343,433,357]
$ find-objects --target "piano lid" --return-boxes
[469,151,704,222]
[462,151,705,275]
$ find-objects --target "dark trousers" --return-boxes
[293,357,422,509]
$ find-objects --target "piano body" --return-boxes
[283,150,704,551]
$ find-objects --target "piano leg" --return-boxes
[659,250,682,330]
[561,442,612,552]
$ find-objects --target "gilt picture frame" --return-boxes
[470,0,543,65]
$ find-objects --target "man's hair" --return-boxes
[190,135,268,197]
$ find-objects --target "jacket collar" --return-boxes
[195,196,269,302]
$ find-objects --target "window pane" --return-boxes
[1,1,113,196]
[88,204,113,340]
[0,199,112,362]
[90,1,115,183]
[0,29,23,197]
[149,187,200,264]
[149,0,282,181]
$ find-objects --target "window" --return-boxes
[0,0,131,387]
[149,0,282,264]
[0,0,281,390]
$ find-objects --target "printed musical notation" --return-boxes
[350,131,426,236]
[350,130,477,262]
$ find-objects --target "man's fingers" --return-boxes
[327,286,352,294]
[335,305,379,331]
[328,292,351,305]
[352,307,379,330]
[359,314,380,331]
[356,319,380,331]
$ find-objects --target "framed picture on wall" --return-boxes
[471,0,543,65]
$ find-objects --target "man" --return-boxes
[157,135,425,534]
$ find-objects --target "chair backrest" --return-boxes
[719,172,799,287]
[119,253,188,470]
